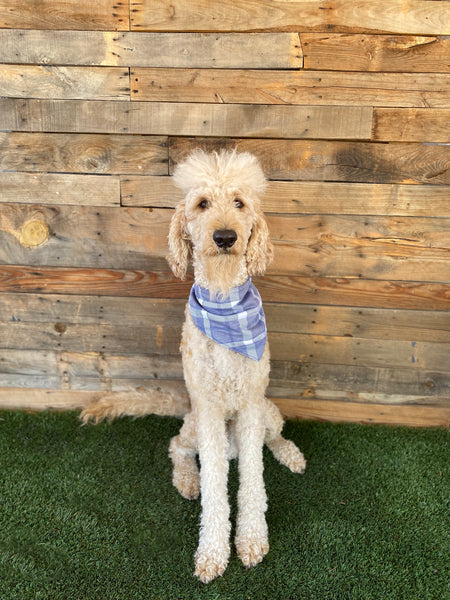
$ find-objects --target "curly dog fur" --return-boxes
[81,149,306,583]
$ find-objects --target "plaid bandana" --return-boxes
[189,277,267,361]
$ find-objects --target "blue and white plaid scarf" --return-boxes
[189,277,267,361]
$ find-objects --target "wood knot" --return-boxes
[19,220,49,248]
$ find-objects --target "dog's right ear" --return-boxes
[167,202,192,279]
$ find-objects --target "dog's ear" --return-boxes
[246,210,274,276]
[167,202,192,279]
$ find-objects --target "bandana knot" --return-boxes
[188,278,267,361]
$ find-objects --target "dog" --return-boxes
[81,149,306,583]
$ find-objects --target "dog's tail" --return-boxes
[79,383,189,425]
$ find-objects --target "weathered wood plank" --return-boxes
[0,0,129,30]
[2,349,449,400]
[0,321,182,355]
[0,64,130,100]
[270,334,450,371]
[0,320,448,368]
[273,398,450,427]
[373,108,450,143]
[302,34,450,73]
[0,132,168,175]
[121,176,450,218]
[0,30,302,68]
[0,266,191,299]
[257,276,450,311]
[132,68,450,108]
[0,386,189,416]
[266,304,450,344]
[0,204,170,271]
[269,361,450,400]
[169,138,450,185]
[1,204,449,281]
[0,387,447,427]
[0,172,120,207]
[2,292,448,343]
[131,0,450,36]
[0,99,373,140]
[1,267,449,310]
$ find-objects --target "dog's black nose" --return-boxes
[213,229,237,249]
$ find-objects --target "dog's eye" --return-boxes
[198,199,209,210]
[234,198,244,209]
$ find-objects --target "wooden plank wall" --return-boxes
[0,0,449,426]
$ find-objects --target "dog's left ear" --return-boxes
[246,211,274,276]
[167,202,192,279]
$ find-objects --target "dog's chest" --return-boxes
[182,309,269,412]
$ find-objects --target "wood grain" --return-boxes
[131,0,450,35]
[0,387,447,427]
[3,292,448,343]
[0,0,128,30]
[121,176,450,218]
[272,398,450,427]
[270,333,450,371]
[1,267,449,311]
[169,138,450,185]
[302,34,450,73]
[0,132,168,175]
[0,64,130,100]
[1,320,447,368]
[1,204,449,281]
[0,98,373,140]
[0,172,120,206]
[132,68,450,108]
[0,30,302,68]
[373,108,450,142]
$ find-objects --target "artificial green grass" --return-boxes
[0,411,448,600]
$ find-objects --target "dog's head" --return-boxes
[167,149,273,292]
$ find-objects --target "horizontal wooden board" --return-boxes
[1,204,449,281]
[132,68,450,108]
[1,387,447,426]
[0,0,128,30]
[0,30,302,68]
[2,349,449,401]
[0,266,191,299]
[0,204,170,271]
[169,138,450,185]
[1,320,448,369]
[270,333,450,371]
[0,64,130,100]
[269,361,450,400]
[0,387,189,416]
[0,99,373,140]
[0,172,120,206]
[373,108,450,142]
[1,267,449,311]
[121,176,450,218]
[3,292,448,343]
[0,132,168,175]
[131,0,450,35]
[0,320,181,355]
[302,34,450,73]
[266,304,450,344]
[273,398,450,427]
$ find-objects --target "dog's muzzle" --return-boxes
[213,229,237,250]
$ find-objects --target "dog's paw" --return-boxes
[194,546,229,583]
[173,465,200,500]
[235,537,269,569]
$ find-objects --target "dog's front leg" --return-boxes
[235,402,269,569]
[194,402,231,583]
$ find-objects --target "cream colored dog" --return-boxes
[81,149,306,583]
